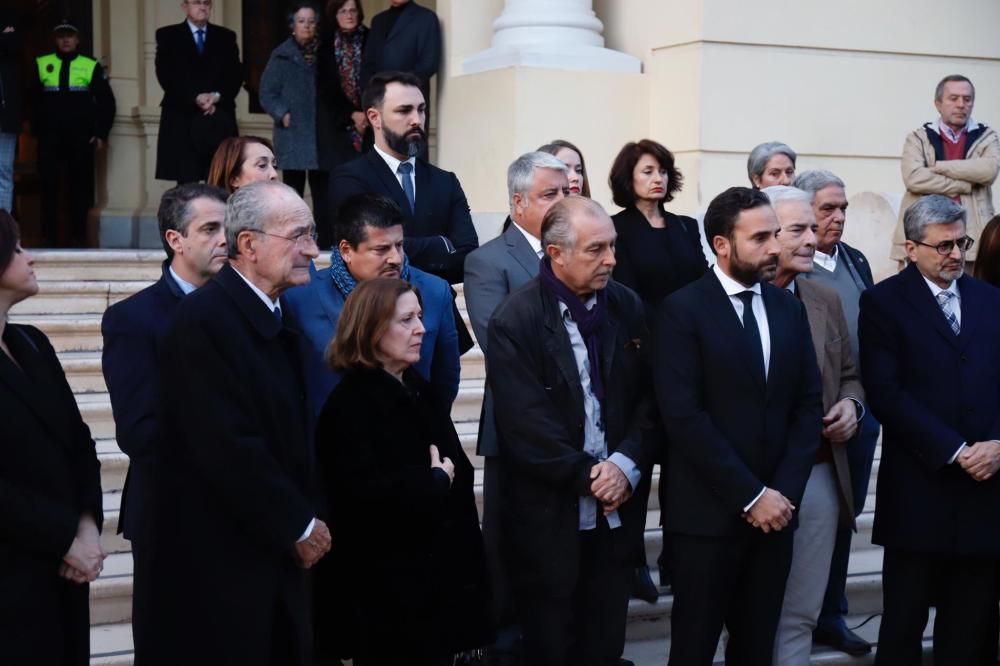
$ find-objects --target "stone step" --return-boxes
[8,313,104,353]
[30,250,166,282]
[10,281,153,315]
[61,351,107,394]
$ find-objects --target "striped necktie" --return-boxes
[936,291,960,335]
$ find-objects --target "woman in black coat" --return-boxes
[608,139,709,600]
[313,278,489,665]
[0,210,105,665]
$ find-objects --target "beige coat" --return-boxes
[891,123,1000,263]
[796,277,865,530]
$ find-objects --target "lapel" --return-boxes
[504,223,541,279]
[386,2,414,42]
[762,284,790,399]
[899,263,960,348]
[413,158,431,220]
[956,274,980,350]
[796,278,828,373]
[699,272,766,389]
[313,264,346,332]
[539,284,586,414]
[215,263,284,341]
[0,326,72,445]
[599,292,620,390]
[366,150,411,216]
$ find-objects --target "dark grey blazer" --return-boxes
[463,221,540,456]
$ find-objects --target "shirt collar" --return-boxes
[713,263,762,297]
[558,293,599,321]
[936,117,976,143]
[373,143,416,176]
[922,274,960,301]
[785,279,797,295]
[231,264,280,313]
[187,20,207,35]
[511,220,543,258]
[168,265,198,295]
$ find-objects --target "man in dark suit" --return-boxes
[794,169,880,657]
[860,194,1000,665]
[362,0,440,153]
[154,0,243,184]
[764,185,866,664]
[487,196,656,666]
[655,186,822,666]
[463,151,569,663]
[146,181,331,666]
[101,183,227,661]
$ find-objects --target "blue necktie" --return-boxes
[936,291,960,335]
[397,162,415,214]
[195,29,205,55]
[736,291,766,380]
[273,305,283,325]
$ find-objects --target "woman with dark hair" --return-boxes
[608,139,709,603]
[0,210,105,666]
[259,2,337,239]
[538,139,591,197]
[974,214,1000,286]
[313,277,489,665]
[206,135,278,193]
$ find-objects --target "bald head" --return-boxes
[542,196,617,299]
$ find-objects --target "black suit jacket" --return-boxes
[839,240,875,289]
[655,270,823,536]
[487,278,656,594]
[154,21,242,181]
[0,324,103,666]
[860,265,1000,554]
[331,149,478,284]
[101,262,185,539]
[146,263,317,666]
[361,0,441,89]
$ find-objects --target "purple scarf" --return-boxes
[538,257,608,401]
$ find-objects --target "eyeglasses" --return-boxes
[337,8,359,16]
[254,229,318,248]
[913,236,975,256]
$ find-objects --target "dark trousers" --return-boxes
[514,518,632,666]
[130,537,150,665]
[282,169,332,249]
[818,411,880,631]
[482,456,521,657]
[875,547,998,666]
[668,530,794,666]
[38,133,94,247]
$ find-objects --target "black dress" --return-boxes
[611,205,709,311]
[313,366,490,664]
[0,324,103,666]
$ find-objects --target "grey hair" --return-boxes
[747,141,797,183]
[762,185,813,210]
[903,194,967,242]
[225,180,299,258]
[507,151,569,210]
[935,74,975,102]
[540,196,608,251]
[793,170,846,201]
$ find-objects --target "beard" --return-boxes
[384,124,426,158]
[730,242,778,285]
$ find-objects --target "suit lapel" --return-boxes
[540,287,586,414]
[413,159,431,220]
[312,265,345,332]
[956,274,979,349]
[504,224,541,279]
[700,273,766,389]
[900,264,960,348]
[762,285,789,399]
[599,304,620,390]
[797,279,828,374]
[366,151,411,215]
[386,2,412,42]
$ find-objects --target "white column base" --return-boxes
[463,44,640,74]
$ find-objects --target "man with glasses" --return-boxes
[154,0,243,184]
[146,182,330,666]
[860,194,1000,664]
[284,192,459,419]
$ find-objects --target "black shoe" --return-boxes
[813,624,872,656]
[658,566,672,592]
[618,660,635,666]
[630,565,659,603]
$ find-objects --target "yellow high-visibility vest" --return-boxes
[36,53,98,92]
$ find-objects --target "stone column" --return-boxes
[463,0,639,74]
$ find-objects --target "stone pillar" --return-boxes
[463,0,639,74]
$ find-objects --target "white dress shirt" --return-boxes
[373,143,418,200]
[168,266,198,295]
[512,221,544,258]
[937,116,977,144]
[814,246,839,273]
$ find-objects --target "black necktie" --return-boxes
[736,291,765,380]
[196,29,205,54]
[273,306,283,325]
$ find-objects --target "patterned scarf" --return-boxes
[334,26,367,152]
[297,37,318,66]
[329,245,412,299]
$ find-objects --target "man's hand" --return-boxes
[2,26,14,33]
[294,518,331,569]
[282,113,291,128]
[743,488,795,533]
[429,445,455,486]
[89,137,105,150]
[351,110,367,134]
[959,441,1000,481]
[590,461,629,506]
[822,398,859,443]
[195,93,217,115]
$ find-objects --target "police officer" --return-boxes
[33,19,115,247]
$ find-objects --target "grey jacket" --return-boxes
[259,37,335,171]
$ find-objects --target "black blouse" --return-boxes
[612,205,709,309]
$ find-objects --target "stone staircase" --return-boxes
[8,250,927,665]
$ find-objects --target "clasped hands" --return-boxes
[294,518,332,569]
[590,461,630,516]
[195,92,218,116]
[743,488,795,533]
[60,513,106,585]
[958,440,1000,482]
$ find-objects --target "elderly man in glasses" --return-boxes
[859,193,1000,664]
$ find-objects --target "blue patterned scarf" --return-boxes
[329,247,411,299]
